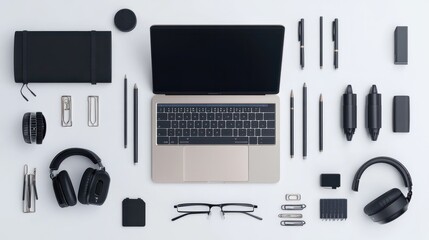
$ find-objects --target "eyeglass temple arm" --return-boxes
[222,211,263,221]
[242,212,263,220]
[171,211,210,221]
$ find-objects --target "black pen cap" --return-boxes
[343,85,357,141]
[367,85,382,141]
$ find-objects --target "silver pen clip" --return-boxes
[23,165,37,213]
[61,96,72,127]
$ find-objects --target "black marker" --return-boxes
[343,85,357,141]
[333,18,338,69]
[298,19,305,69]
[367,85,382,141]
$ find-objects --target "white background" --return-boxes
[0,0,428,239]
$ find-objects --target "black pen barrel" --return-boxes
[134,85,138,164]
[290,95,294,157]
[303,84,307,158]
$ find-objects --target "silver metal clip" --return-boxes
[61,96,72,127]
[280,220,306,226]
[281,204,306,211]
[88,96,99,127]
[23,165,38,213]
[285,194,301,201]
[278,213,303,218]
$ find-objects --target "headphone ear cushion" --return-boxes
[57,171,77,207]
[52,176,68,208]
[78,168,96,205]
[364,188,403,216]
[22,113,31,144]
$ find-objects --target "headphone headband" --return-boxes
[351,156,413,195]
[49,148,103,171]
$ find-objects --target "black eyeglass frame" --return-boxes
[172,203,262,221]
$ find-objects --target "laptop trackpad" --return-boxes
[183,146,249,182]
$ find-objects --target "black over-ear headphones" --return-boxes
[49,148,110,208]
[352,156,413,224]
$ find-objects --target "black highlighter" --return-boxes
[367,85,382,141]
[343,85,356,141]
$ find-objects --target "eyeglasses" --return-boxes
[172,203,262,221]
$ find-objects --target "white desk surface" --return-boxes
[0,0,427,239]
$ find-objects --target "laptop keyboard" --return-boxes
[157,104,275,145]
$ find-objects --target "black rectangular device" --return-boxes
[150,25,284,95]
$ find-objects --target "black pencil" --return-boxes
[124,75,127,149]
[303,83,307,159]
[290,90,294,158]
[320,16,323,69]
[134,84,138,165]
[319,94,323,152]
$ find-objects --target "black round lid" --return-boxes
[114,9,137,32]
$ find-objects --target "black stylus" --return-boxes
[319,94,323,152]
[134,84,138,165]
[303,83,307,159]
[333,18,338,69]
[290,90,294,158]
[298,19,304,69]
[124,75,127,149]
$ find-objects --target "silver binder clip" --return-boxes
[23,165,38,213]
[88,96,99,127]
[61,96,72,127]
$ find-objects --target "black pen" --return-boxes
[298,19,304,69]
[303,83,307,159]
[290,90,294,158]
[319,94,323,152]
[320,16,323,69]
[134,84,138,165]
[124,75,127,149]
[333,18,338,69]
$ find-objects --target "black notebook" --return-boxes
[14,31,111,84]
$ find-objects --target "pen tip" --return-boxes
[125,74,127,79]
[304,83,307,87]
[134,84,137,89]
[320,94,323,101]
[290,90,294,97]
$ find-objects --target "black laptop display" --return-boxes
[150,25,285,95]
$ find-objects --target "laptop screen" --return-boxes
[150,25,284,94]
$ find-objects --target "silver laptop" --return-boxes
[150,25,284,183]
